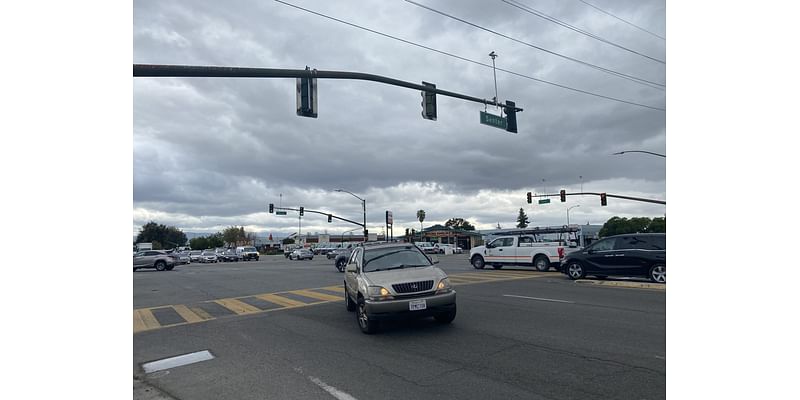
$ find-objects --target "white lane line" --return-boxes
[308,376,359,400]
[503,294,575,304]
[142,350,215,374]
[655,355,665,360]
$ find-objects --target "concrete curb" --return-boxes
[575,279,665,290]
[134,377,177,400]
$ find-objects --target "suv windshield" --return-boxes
[363,246,431,272]
[243,247,256,252]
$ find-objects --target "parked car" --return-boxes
[236,246,260,261]
[284,245,300,258]
[133,250,176,271]
[200,250,218,263]
[343,242,457,334]
[189,250,202,263]
[289,248,314,260]
[219,249,241,262]
[169,251,190,265]
[559,233,666,283]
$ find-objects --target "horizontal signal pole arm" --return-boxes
[133,64,523,112]
[532,192,666,205]
[274,206,365,227]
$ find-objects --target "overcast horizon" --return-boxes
[133,0,666,239]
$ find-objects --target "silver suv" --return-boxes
[344,242,456,334]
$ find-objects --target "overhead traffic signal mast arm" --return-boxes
[530,192,666,205]
[272,206,365,227]
[133,64,523,114]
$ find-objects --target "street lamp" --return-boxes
[334,188,367,242]
[567,205,580,225]
[612,150,666,158]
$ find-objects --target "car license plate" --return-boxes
[409,299,427,311]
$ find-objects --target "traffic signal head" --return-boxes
[421,81,437,120]
[296,68,318,118]
[505,100,518,133]
[327,214,332,223]
[560,189,566,202]
[269,203,274,213]
[527,192,532,204]
[600,193,607,206]
[405,228,409,236]
[299,207,304,216]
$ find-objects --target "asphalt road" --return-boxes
[134,254,665,400]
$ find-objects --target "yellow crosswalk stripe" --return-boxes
[292,289,342,302]
[319,285,344,293]
[255,293,307,308]
[187,305,214,320]
[133,309,160,333]
[172,304,208,323]
[214,298,262,315]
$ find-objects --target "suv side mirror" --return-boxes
[430,255,440,264]
[346,263,357,273]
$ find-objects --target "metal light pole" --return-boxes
[567,205,580,226]
[612,150,666,158]
[335,189,366,242]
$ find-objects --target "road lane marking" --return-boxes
[214,298,262,315]
[255,293,308,308]
[142,350,215,374]
[320,285,344,293]
[292,289,342,302]
[187,305,214,320]
[308,376,359,400]
[133,309,161,333]
[655,355,665,360]
[575,279,666,290]
[503,294,575,304]
[172,304,208,323]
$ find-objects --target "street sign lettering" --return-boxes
[538,199,551,204]
[480,111,507,130]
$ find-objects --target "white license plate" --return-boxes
[409,299,427,311]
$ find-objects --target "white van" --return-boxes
[236,246,260,261]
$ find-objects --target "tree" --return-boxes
[445,217,475,231]
[599,216,665,237]
[189,232,224,250]
[416,209,426,232]
[136,221,187,249]
[515,208,529,228]
[282,238,295,245]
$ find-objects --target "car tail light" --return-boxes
[557,247,565,259]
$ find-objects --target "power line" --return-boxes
[404,0,664,90]
[273,0,665,112]
[501,0,665,64]
[577,0,666,41]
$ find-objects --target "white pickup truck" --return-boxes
[469,235,578,271]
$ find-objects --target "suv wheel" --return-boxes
[566,261,585,280]
[356,297,377,334]
[649,264,666,283]
[434,304,457,324]
[155,261,166,271]
[471,255,485,269]
[336,259,346,272]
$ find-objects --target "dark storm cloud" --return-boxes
[134,0,665,233]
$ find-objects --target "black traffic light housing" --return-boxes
[560,189,566,202]
[527,192,532,204]
[299,207,304,216]
[296,67,318,118]
[269,203,274,213]
[327,214,332,223]
[600,193,607,206]
[421,81,437,120]
[505,100,517,133]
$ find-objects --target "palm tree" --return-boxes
[416,210,426,236]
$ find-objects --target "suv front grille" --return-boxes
[392,280,434,293]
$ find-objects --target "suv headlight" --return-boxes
[436,278,453,294]
[367,286,394,301]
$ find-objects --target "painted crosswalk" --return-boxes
[133,270,548,334]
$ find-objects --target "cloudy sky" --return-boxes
[133,0,666,238]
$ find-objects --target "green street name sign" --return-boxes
[275,211,288,215]
[538,199,551,204]
[480,111,507,130]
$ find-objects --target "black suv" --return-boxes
[559,233,666,283]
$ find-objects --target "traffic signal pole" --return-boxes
[133,64,523,117]
[529,192,666,205]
